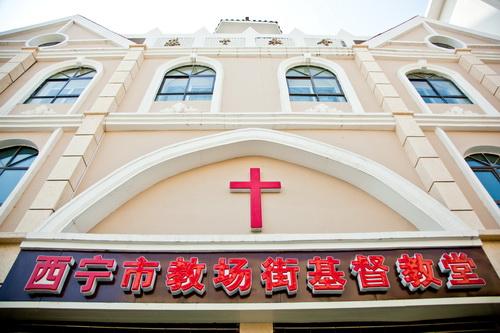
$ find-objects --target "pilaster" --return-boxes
[0,47,37,94]
[456,49,500,99]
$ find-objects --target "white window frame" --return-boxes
[137,56,223,113]
[0,58,103,115]
[398,63,498,115]
[277,56,365,113]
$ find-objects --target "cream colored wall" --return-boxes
[0,243,20,283]
[116,58,173,113]
[428,24,499,44]
[425,130,500,229]
[220,57,281,113]
[285,130,423,188]
[394,25,432,41]
[332,58,384,113]
[1,23,66,40]
[118,56,379,114]
[76,131,222,194]
[0,132,73,232]
[63,23,104,40]
[77,129,423,197]
[91,156,416,234]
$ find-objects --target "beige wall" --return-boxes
[91,156,416,234]
[426,130,500,229]
[78,129,423,197]
[76,131,222,194]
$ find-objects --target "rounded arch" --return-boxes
[0,58,103,115]
[0,138,38,151]
[277,56,365,113]
[398,63,497,115]
[37,128,468,233]
[137,55,223,114]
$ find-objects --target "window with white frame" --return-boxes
[0,146,38,205]
[155,65,215,101]
[465,153,500,207]
[24,67,96,104]
[407,72,471,104]
[286,66,346,102]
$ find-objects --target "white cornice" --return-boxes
[0,115,82,131]
[21,230,480,252]
[0,114,498,132]
[105,112,395,131]
[415,114,500,131]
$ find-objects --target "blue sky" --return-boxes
[0,0,429,36]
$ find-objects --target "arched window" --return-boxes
[155,65,215,101]
[24,67,96,104]
[0,146,38,205]
[407,72,471,104]
[286,66,346,102]
[465,153,500,207]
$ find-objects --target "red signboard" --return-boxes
[1,247,497,304]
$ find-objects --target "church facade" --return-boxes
[0,15,499,332]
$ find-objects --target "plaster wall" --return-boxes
[91,156,416,234]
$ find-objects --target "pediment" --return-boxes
[90,156,417,235]
[0,15,131,48]
[367,16,500,49]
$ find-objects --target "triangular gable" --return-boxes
[0,15,132,48]
[365,16,500,48]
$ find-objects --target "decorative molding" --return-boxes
[398,62,498,115]
[19,105,57,115]
[302,104,341,113]
[158,102,198,113]
[277,56,365,113]
[0,58,104,116]
[137,55,224,114]
[0,115,83,131]
[36,128,469,234]
[105,112,396,131]
[20,230,480,252]
[443,106,477,116]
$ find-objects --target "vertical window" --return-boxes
[408,72,471,104]
[25,67,96,104]
[155,65,215,101]
[0,146,38,205]
[465,153,500,207]
[286,66,346,102]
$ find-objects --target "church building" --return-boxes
[0,14,499,332]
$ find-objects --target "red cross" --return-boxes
[230,168,281,232]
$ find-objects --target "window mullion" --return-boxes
[5,147,21,167]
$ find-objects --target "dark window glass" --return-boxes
[431,41,455,49]
[155,65,215,101]
[25,67,96,104]
[465,153,500,207]
[286,66,347,102]
[0,146,38,205]
[408,72,472,104]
